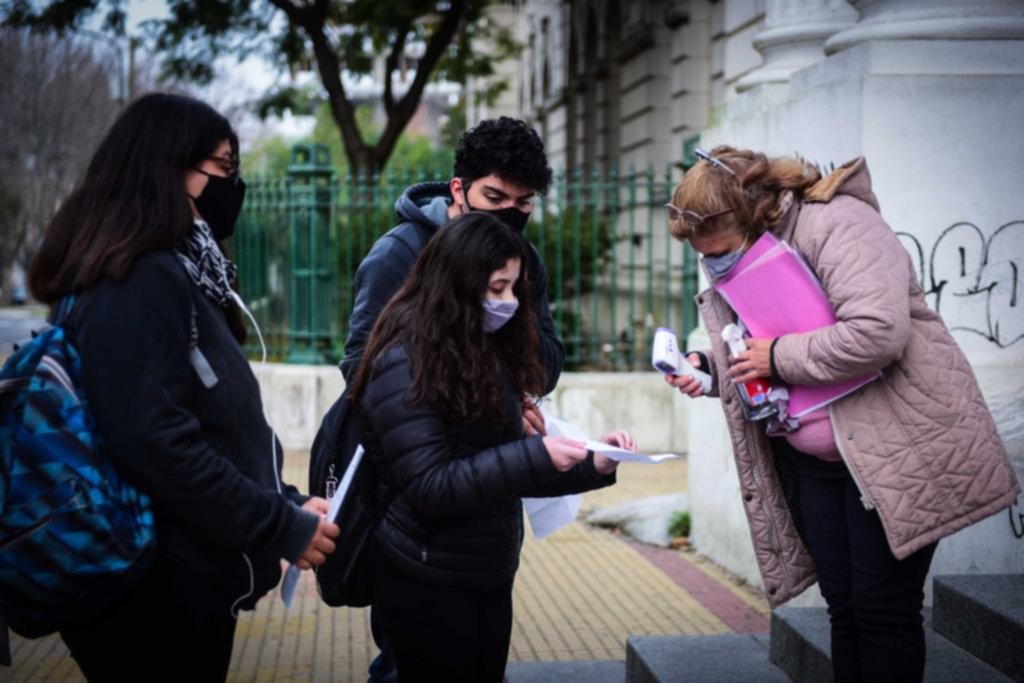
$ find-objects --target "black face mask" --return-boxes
[464,190,531,233]
[192,171,247,240]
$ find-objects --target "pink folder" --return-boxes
[714,233,878,417]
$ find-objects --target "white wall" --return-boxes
[254,364,690,455]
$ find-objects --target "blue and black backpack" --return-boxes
[0,297,156,638]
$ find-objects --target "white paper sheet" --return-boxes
[327,444,365,523]
[582,440,679,463]
[543,410,679,464]
[522,494,582,539]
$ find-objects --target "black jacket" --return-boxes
[69,251,319,607]
[340,182,565,393]
[359,345,614,591]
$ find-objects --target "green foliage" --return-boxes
[244,136,293,177]
[308,104,453,179]
[668,511,691,538]
[527,206,615,368]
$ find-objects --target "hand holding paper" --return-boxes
[542,410,679,465]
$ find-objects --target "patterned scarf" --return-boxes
[175,220,238,308]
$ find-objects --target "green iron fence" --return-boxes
[235,142,701,369]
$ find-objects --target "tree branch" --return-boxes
[291,7,369,173]
[383,18,412,118]
[375,0,466,169]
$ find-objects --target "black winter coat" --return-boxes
[69,251,319,608]
[359,345,615,591]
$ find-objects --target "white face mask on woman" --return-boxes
[702,243,747,279]
[482,298,519,333]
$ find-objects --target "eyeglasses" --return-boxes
[693,147,736,176]
[204,154,240,177]
[665,203,734,229]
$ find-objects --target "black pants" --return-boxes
[60,557,237,682]
[797,457,937,683]
[372,554,514,683]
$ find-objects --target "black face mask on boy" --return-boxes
[463,188,532,234]
[192,171,247,240]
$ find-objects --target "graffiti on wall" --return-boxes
[896,221,1023,348]
[1010,494,1024,540]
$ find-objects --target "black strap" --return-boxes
[53,295,76,327]
[769,337,783,385]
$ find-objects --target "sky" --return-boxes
[90,0,316,143]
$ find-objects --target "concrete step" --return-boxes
[504,660,625,682]
[932,574,1024,682]
[626,634,790,683]
[769,607,1014,683]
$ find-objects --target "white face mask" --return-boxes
[482,297,519,333]
[702,245,746,279]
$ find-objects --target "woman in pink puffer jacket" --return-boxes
[665,146,1019,683]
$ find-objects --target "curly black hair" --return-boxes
[454,117,553,195]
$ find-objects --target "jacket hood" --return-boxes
[805,157,880,212]
[394,181,452,231]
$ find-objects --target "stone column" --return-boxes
[736,0,858,91]
[826,0,1024,54]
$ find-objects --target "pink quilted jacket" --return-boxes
[695,158,1020,607]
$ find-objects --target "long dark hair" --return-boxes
[28,93,247,340]
[350,212,547,423]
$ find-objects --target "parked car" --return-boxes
[9,285,28,306]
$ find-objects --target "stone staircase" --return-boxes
[506,575,1023,682]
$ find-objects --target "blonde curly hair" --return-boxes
[668,146,822,242]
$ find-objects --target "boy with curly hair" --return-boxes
[341,117,563,411]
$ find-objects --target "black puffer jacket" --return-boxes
[360,345,614,591]
[70,251,319,607]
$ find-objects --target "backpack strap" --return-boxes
[53,296,76,327]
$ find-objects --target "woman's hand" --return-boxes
[727,338,773,382]
[302,496,330,517]
[522,398,547,436]
[295,515,340,570]
[665,353,706,398]
[599,430,636,452]
[543,436,589,472]
[594,430,636,475]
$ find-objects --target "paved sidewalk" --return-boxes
[3,453,768,682]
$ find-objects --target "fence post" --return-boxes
[286,142,336,364]
[679,135,701,341]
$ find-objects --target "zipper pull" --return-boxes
[420,547,428,563]
[325,464,338,500]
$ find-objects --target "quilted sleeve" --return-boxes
[772,199,912,385]
[364,347,562,516]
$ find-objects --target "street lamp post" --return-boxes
[76,29,134,107]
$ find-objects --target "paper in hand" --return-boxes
[280,563,300,608]
[327,445,365,523]
[522,495,582,540]
[543,410,678,464]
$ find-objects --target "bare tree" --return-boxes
[0,29,119,292]
[4,1,520,176]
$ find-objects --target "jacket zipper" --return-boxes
[828,403,875,511]
[420,545,428,563]
[709,294,789,592]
